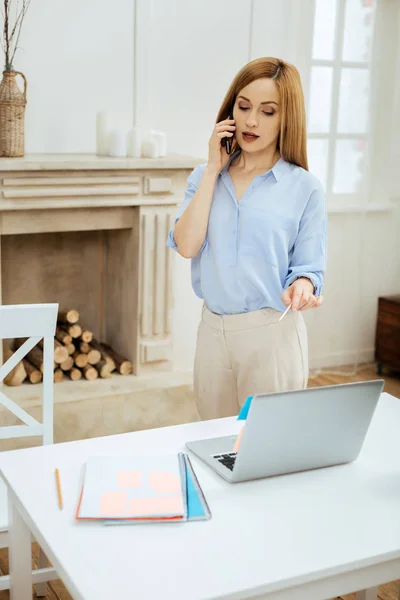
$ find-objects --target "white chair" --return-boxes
[0,303,59,596]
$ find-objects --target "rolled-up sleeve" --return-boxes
[166,163,207,253]
[284,182,327,296]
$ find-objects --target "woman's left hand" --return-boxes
[281,277,324,312]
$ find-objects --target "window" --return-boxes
[307,0,376,200]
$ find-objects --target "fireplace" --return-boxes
[0,154,201,386]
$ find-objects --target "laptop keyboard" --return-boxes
[213,452,237,471]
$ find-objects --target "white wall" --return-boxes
[305,0,400,371]
[388,3,400,202]
[305,207,400,369]
[15,0,400,374]
[134,0,256,371]
[134,0,319,372]
[136,0,400,373]
[17,0,134,153]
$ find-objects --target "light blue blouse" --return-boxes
[167,151,327,315]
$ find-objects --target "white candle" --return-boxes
[148,129,160,155]
[108,129,127,157]
[141,137,158,158]
[127,127,142,157]
[155,131,167,157]
[96,111,111,156]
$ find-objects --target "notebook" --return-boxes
[76,453,187,522]
[76,452,211,524]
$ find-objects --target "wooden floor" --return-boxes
[0,363,399,600]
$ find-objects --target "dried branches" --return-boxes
[1,0,30,69]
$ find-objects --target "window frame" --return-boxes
[306,0,381,209]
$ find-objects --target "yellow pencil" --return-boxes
[55,468,63,510]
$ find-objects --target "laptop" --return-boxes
[185,380,385,483]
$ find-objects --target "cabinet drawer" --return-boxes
[377,307,400,329]
[140,339,172,363]
[143,176,173,194]
[375,321,400,368]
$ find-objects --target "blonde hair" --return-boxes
[216,57,308,170]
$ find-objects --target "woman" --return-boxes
[167,57,327,420]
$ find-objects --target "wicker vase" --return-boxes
[0,70,27,157]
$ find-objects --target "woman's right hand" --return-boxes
[207,118,236,173]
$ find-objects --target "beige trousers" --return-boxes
[193,305,308,420]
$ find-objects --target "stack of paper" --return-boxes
[75,452,210,524]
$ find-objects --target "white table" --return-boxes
[1,391,400,600]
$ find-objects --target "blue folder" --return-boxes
[184,453,211,521]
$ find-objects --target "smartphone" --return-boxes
[221,105,234,155]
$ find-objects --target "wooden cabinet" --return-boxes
[375,295,400,375]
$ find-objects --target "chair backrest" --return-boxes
[0,303,58,445]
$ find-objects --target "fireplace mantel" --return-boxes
[0,153,203,213]
[0,153,203,378]
[0,153,202,172]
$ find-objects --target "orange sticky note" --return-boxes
[99,491,127,516]
[148,472,181,494]
[117,470,142,488]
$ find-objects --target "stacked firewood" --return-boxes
[3,308,133,386]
